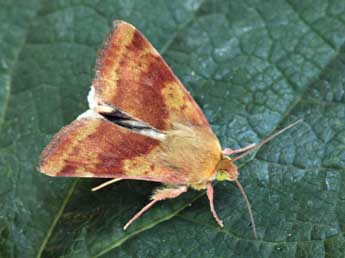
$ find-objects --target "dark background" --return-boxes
[1,0,345,257]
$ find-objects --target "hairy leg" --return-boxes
[222,143,256,155]
[223,119,303,160]
[91,178,123,191]
[123,185,188,230]
[206,182,224,227]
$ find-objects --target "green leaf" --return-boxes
[1,0,345,257]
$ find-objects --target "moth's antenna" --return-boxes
[234,179,257,239]
[233,119,303,161]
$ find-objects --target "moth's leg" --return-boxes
[206,182,224,227]
[222,143,256,155]
[91,178,123,191]
[123,185,187,230]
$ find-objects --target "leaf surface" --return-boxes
[1,1,345,257]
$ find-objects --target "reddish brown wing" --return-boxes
[92,20,209,131]
[39,21,223,183]
[39,113,186,184]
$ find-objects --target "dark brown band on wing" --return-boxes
[39,118,159,177]
[93,21,209,131]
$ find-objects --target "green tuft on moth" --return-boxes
[215,170,229,181]
[215,156,239,182]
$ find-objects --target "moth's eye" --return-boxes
[215,171,229,181]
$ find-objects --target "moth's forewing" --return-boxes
[39,21,222,184]
[93,21,210,131]
[39,113,186,183]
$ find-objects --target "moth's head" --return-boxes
[215,156,239,182]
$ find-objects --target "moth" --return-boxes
[39,20,301,238]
